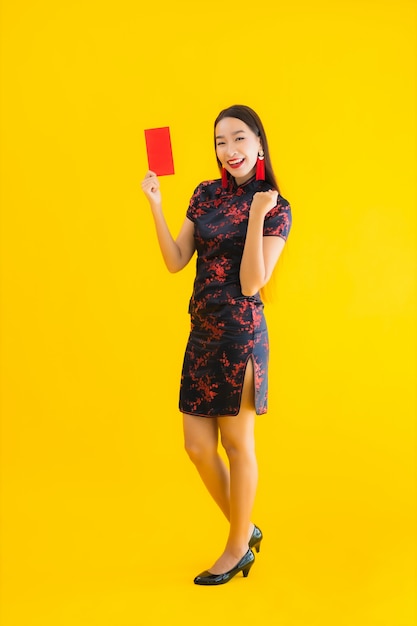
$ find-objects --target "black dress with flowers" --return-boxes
[179,175,292,418]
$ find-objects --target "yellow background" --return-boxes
[1,1,416,624]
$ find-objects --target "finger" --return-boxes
[142,174,159,186]
[141,180,159,193]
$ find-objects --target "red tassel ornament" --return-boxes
[221,166,228,188]
[256,151,265,181]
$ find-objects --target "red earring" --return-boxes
[221,167,228,188]
[256,151,265,181]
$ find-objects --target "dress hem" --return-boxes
[179,408,268,418]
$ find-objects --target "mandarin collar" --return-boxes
[224,174,258,194]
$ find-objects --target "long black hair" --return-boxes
[214,104,280,192]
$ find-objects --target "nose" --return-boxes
[225,144,237,158]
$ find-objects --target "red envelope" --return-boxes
[144,127,175,176]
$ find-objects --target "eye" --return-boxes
[236,136,245,141]
[216,141,225,146]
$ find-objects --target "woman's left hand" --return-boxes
[250,190,278,218]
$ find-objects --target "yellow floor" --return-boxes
[1,422,415,626]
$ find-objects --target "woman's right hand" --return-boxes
[141,170,162,206]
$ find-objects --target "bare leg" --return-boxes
[208,359,258,574]
[183,413,230,519]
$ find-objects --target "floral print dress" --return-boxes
[179,175,292,418]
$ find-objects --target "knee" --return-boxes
[221,434,255,462]
[220,437,250,461]
[184,439,217,466]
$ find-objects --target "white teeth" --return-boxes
[229,159,243,165]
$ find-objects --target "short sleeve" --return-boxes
[186,185,200,223]
[263,195,292,240]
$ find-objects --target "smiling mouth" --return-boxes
[228,158,245,169]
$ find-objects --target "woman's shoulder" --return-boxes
[190,179,223,202]
[277,193,291,209]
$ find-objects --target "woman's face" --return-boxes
[215,117,262,186]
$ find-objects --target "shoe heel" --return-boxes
[242,563,253,578]
[249,525,263,554]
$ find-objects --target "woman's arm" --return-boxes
[141,171,195,273]
[239,191,286,296]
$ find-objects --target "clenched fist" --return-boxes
[250,190,278,218]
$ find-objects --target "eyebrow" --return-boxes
[215,130,246,139]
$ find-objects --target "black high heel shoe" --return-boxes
[249,525,263,553]
[193,549,255,586]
